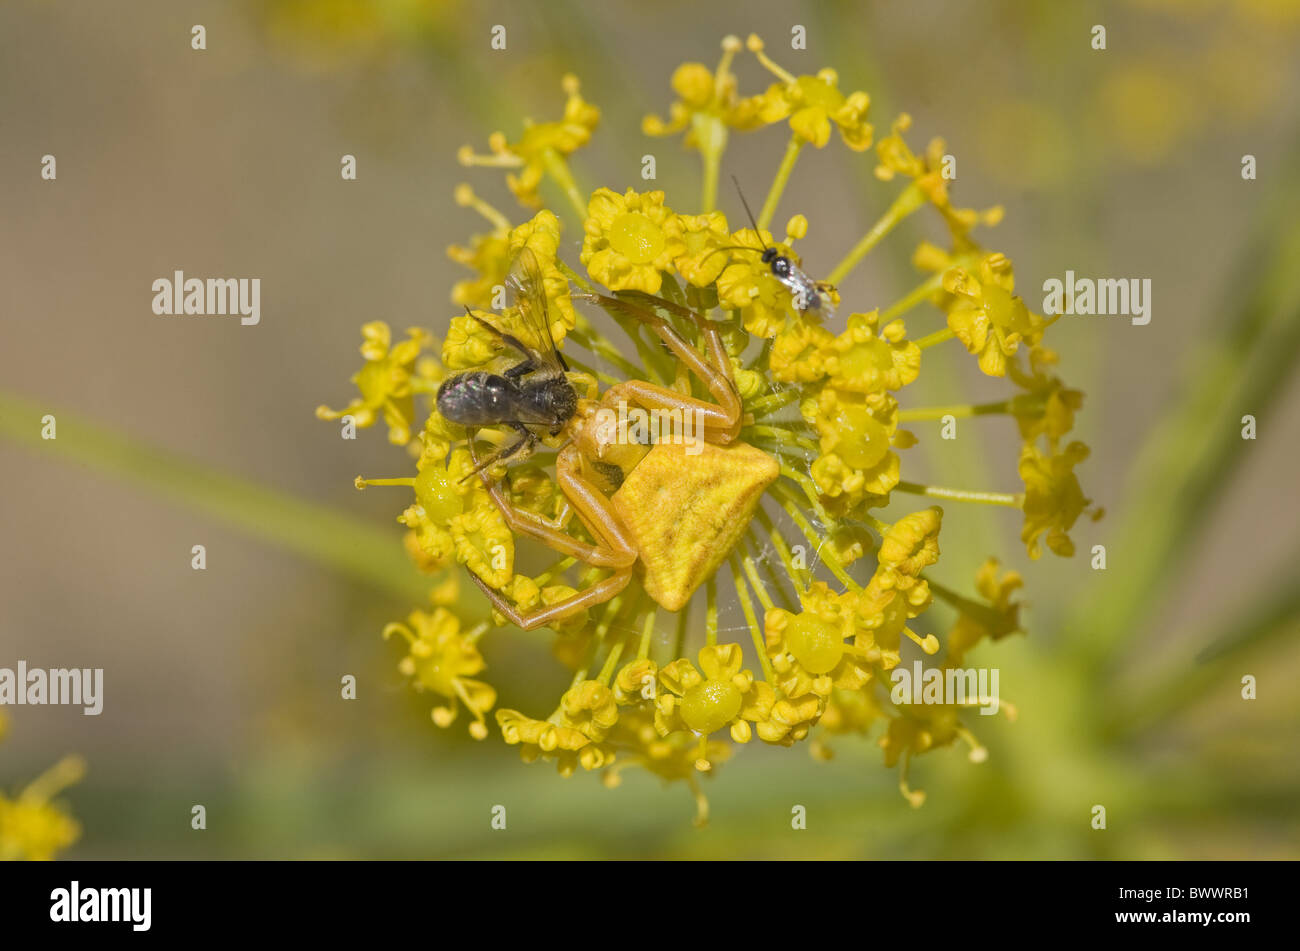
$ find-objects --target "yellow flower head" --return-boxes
[319,33,1095,821]
[557,680,620,743]
[0,754,85,861]
[496,708,613,777]
[316,321,433,445]
[581,188,684,294]
[947,557,1025,665]
[715,227,802,337]
[942,253,1046,378]
[655,644,776,768]
[809,388,915,507]
[614,659,659,706]
[1019,440,1097,559]
[748,35,872,150]
[822,311,922,394]
[665,211,732,287]
[447,184,513,310]
[385,607,496,739]
[876,114,1003,242]
[879,706,963,807]
[600,708,729,826]
[458,74,599,208]
[765,582,876,705]
[1008,346,1084,448]
[643,36,770,144]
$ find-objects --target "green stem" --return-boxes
[0,391,429,601]
[895,480,1022,508]
[757,135,804,231]
[915,327,956,350]
[827,181,927,286]
[898,399,1012,423]
[539,147,589,222]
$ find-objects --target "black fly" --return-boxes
[436,247,577,478]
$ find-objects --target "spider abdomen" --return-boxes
[611,440,779,612]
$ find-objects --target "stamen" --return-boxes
[903,627,941,654]
[956,726,988,763]
[746,34,797,85]
[899,751,926,808]
[453,183,512,233]
[354,476,415,490]
[381,622,416,645]
[456,145,522,169]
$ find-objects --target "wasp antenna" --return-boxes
[698,244,763,269]
[731,175,768,249]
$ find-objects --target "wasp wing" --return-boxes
[504,247,568,374]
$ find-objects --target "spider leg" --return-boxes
[471,444,637,631]
[461,423,537,483]
[473,442,637,570]
[580,292,744,442]
[470,569,630,632]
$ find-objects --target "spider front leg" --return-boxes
[471,444,636,632]
[581,292,744,442]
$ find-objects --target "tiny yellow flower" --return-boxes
[764,583,873,709]
[581,188,684,293]
[942,253,1046,378]
[822,311,921,394]
[0,755,85,861]
[714,227,800,337]
[665,211,732,287]
[655,644,775,768]
[385,607,495,739]
[876,113,1003,241]
[557,680,619,742]
[947,558,1025,665]
[450,490,514,588]
[447,183,512,310]
[1008,345,1084,447]
[809,388,914,505]
[458,74,599,208]
[643,36,769,144]
[614,659,659,706]
[879,706,963,807]
[496,708,613,777]
[1019,440,1096,559]
[316,322,432,445]
[748,35,872,150]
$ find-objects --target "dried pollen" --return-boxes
[611,441,779,611]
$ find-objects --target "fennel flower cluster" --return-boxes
[318,35,1097,822]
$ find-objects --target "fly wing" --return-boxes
[504,247,567,374]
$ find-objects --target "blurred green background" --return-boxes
[1,0,1298,858]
